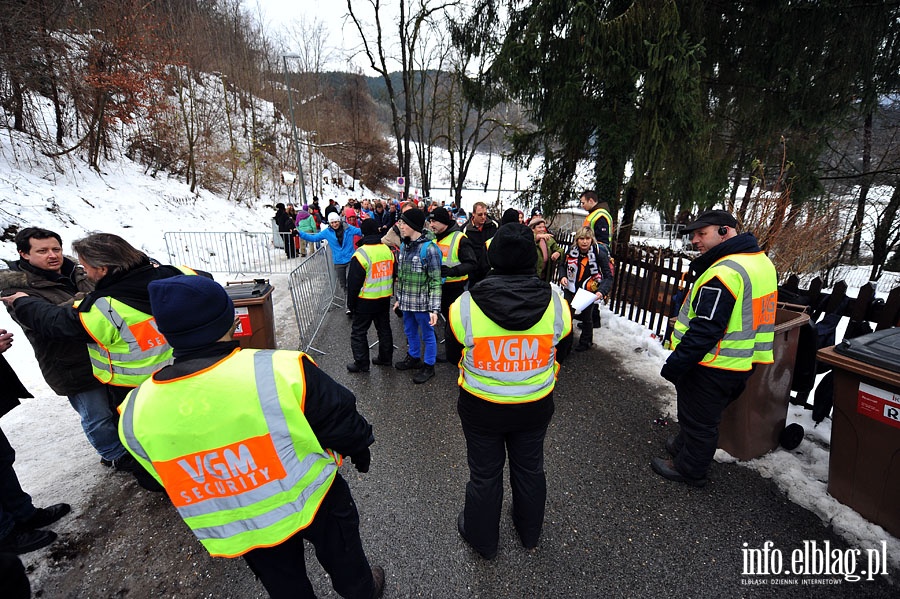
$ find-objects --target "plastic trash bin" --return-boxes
[225,279,276,350]
[817,329,900,538]
[717,305,810,460]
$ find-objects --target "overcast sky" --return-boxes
[246,0,398,72]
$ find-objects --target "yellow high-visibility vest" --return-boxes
[78,266,196,386]
[437,231,468,283]
[118,348,339,558]
[449,290,572,403]
[353,244,394,299]
[584,207,614,245]
[671,252,777,371]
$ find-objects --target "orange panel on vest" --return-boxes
[129,318,167,351]
[470,334,554,372]
[372,259,393,278]
[752,291,777,328]
[154,433,287,507]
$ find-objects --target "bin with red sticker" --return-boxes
[818,328,900,538]
[225,280,276,350]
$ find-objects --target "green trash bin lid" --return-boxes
[833,327,900,373]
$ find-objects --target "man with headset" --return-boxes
[654,210,777,487]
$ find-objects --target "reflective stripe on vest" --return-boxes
[80,297,172,386]
[118,349,338,558]
[583,207,613,243]
[79,266,196,386]
[449,291,572,403]
[438,231,468,283]
[353,245,394,299]
[671,252,777,371]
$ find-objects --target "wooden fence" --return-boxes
[552,229,900,338]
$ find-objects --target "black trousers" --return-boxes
[242,474,375,599]
[350,309,393,365]
[458,399,553,554]
[673,365,752,479]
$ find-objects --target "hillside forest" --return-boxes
[2,0,900,280]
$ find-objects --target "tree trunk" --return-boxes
[851,110,873,263]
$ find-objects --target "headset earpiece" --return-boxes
[718,226,728,236]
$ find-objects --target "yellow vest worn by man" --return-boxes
[449,290,572,403]
[437,231,468,284]
[78,265,196,387]
[118,348,339,557]
[671,252,777,371]
[353,244,394,299]
[584,206,614,244]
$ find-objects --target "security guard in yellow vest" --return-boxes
[346,219,395,373]
[427,207,477,364]
[119,275,384,599]
[447,223,572,560]
[2,233,200,410]
[579,190,614,248]
[654,210,777,487]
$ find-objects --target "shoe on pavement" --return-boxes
[650,457,707,488]
[394,354,422,371]
[665,436,680,458]
[112,453,140,473]
[18,503,71,531]
[0,528,57,554]
[574,342,593,352]
[346,361,370,373]
[371,356,392,366]
[413,364,435,384]
[371,565,385,599]
[457,511,497,560]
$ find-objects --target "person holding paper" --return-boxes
[558,227,613,351]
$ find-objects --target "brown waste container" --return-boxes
[225,279,276,350]
[817,330,900,538]
[717,305,810,460]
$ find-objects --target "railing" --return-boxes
[287,244,338,354]
[163,231,302,275]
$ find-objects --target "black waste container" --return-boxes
[818,327,900,538]
[225,279,276,350]
[717,305,810,460]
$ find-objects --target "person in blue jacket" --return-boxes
[298,212,362,304]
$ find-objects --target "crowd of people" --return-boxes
[0,198,778,598]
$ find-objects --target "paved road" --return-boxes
[31,302,896,598]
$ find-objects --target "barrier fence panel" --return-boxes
[164,231,302,274]
[288,244,337,354]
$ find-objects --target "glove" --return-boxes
[350,448,371,473]
[660,362,680,385]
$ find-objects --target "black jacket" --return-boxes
[0,258,102,395]
[449,274,573,429]
[662,233,767,380]
[346,235,393,314]
[463,218,498,278]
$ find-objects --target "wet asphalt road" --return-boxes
[31,302,896,598]
[292,308,895,598]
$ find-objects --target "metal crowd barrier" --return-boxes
[288,244,338,354]
[163,231,302,275]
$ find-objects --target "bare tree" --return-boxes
[345,0,458,200]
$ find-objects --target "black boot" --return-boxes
[371,355,392,366]
[394,354,422,371]
[346,361,370,373]
[413,364,435,384]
